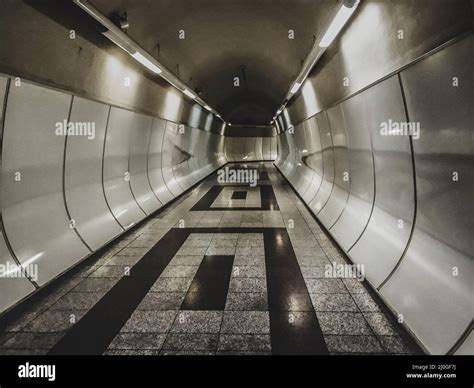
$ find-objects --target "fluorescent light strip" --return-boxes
[183,89,196,99]
[103,30,136,54]
[319,0,360,48]
[131,52,162,74]
[275,0,360,121]
[290,81,302,94]
[74,0,225,120]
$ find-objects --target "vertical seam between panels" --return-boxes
[170,123,185,192]
[184,126,193,186]
[223,134,228,163]
[102,106,125,231]
[127,113,147,217]
[378,73,418,290]
[307,117,326,207]
[0,78,39,288]
[274,135,278,161]
[328,106,352,228]
[146,118,163,206]
[160,120,175,198]
[254,136,258,161]
[62,95,93,253]
[317,111,336,214]
[348,93,377,252]
[447,322,473,355]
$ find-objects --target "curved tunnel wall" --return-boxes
[275,35,473,355]
[0,76,227,315]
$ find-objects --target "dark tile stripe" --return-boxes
[181,255,234,310]
[258,171,270,181]
[259,185,279,210]
[191,185,224,210]
[263,228,328,355]
[48,228,192,355]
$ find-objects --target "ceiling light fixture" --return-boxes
[131,52,162,74]
[290,82,302,94]
[274,0,361,122]
[73,0,224,121]
[319,0,360,48]
[183,89,197,99]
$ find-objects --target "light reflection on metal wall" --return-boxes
[275,35,473,354]
[0,76,226,316]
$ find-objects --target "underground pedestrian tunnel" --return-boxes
[0,0,472,357]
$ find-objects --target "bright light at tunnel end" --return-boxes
[319,0,360,48]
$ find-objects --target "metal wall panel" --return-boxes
[172,125,192,191]
[183,126,196,186]
[161,121,183,197]
[270,136,278,160]
[317,105,350,228]
[200,132,213,176]
[0,77,225,315]
[349,76,415,287]
[129,113,162,215]
[301,117,324,204]
[228,137,238,162]
[330,94,375,249]
[103,107,146,229]
[64,97,123,250]
[234,137,246,161]
[247,137,255,162]
[0,76,37,312]
[262,137,271,160]
[214,134,227,167]
[380,36,473,354]
[293,123,314,195]
[308,111,335,214]
[148,117,175,205]
[187,126,203,184]
[1,82,90,285]
[454,331,473,355]
[254,137,264,161]
[173,126,186,189]
[281,131,295,178]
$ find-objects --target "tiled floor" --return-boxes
[0,163,420,355]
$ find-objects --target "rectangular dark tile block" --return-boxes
[231,191,247,200]
[181,255,234,310]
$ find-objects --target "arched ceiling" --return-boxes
[88,0,336,125]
